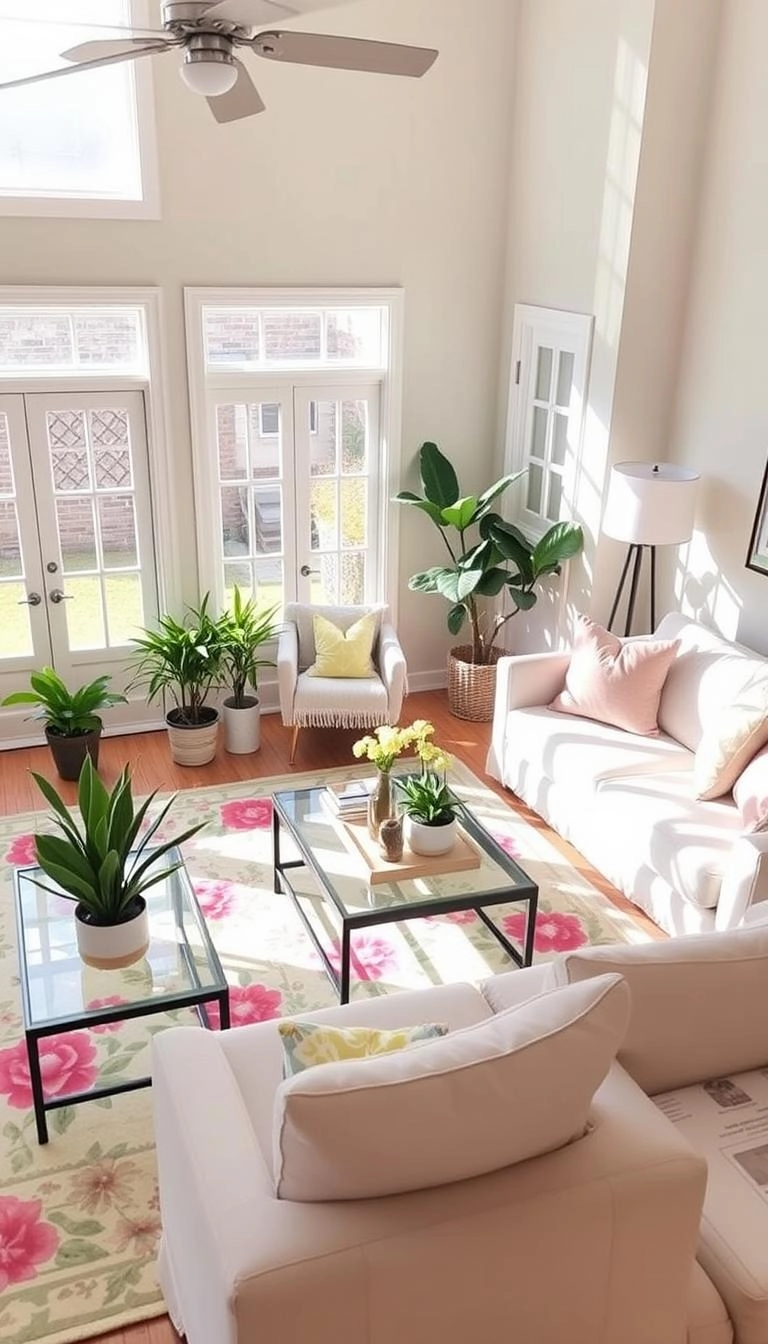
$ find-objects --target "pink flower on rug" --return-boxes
[326,932,400,982]
[70,1158,140,1215]
[86,997,128,1033]
[113,1212,162,1256]
[0,1196,59,1291]
[220,798,273,831]
[491,831,520,859]
[0,1033,98,1110]
[502,909,588,954]
[5,833,37,866]
[207,983,283,1030]
[194,879,238,921]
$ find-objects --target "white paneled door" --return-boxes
[0,391,159,744]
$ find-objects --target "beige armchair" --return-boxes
[277,602,407,764]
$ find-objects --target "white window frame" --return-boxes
[0,285,177,614]
[184,286,404,621]
[0,1,160,220]
[504,304,594,541]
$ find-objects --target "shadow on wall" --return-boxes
[671,474,747,643]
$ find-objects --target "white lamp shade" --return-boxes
[601,461,700,547]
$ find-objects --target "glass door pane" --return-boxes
[294,384,379,606]
[24,390,158,698]
[0,394,50,706]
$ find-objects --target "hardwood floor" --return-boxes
[0,689,660,1344]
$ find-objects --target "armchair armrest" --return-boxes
[487,650,571,780]
[716,832,768,930]
[276,622,298,726]
[377,621,407,721]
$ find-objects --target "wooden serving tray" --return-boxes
[337,818,482,885]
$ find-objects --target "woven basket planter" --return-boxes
[447,646,503,722]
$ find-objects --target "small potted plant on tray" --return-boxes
[217,588,280,755]
[128,594,223,766]
[395,722,461,856]
[30,757,206,969]
[1,667,126,780]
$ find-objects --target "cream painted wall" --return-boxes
[0,0,518,685]
[664,0,768,655]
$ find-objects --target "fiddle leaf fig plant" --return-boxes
[395,441,584,665]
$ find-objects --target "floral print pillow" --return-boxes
[278,1020,448,1077]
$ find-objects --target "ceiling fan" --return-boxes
[0,1,438,124]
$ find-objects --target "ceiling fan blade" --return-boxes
[0,42,174,95]
[252,31,438,78]
[0,15,164,38]
[62,37,178,65]
[201,1,357,25]
[207,59,266,122]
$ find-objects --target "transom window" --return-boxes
[0,1,158,218]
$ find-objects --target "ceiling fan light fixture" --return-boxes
[180,48,238,97]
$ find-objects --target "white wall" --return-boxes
[664,0,768,654]
[0,0,518,684]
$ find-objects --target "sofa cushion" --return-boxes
[272,974,630,1201]
[733,744,768,833]
[694,678,768,800]
[654,1069,768,1344]
[654,616,768,754]
[549,616,679,736]
[545,926,768,1094]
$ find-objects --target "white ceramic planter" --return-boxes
[222,697,261,754]
[166,708,219,766]
[405,815,458,857]
[75,899,150,970]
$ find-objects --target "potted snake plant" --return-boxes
[30,756,205,969]
[1,668,126,780]
[217,589,280,755]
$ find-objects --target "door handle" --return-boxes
[299,564,320,577]
[49,589,73,604]
[18,592,41,607]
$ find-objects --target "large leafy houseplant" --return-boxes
[1,667,126,780]
[128,595,223,765]
[395,441,584,666]
[30,756,205,967]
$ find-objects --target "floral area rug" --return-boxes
[0,760,652,1344]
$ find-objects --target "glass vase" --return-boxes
[367,769,394,839]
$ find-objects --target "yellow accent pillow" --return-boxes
[277,1020,448,1077]
[307,612,377,678]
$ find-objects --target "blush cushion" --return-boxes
[549,616,679,736]
[694,682,768,801]
[732,744,768,832]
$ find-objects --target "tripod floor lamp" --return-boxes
[602,461,700,636]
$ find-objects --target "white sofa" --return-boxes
[153,926,768,1344]
[486,613,768,935]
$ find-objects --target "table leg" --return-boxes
[340,924,351,1004]
[273,805,281,894]
[523,893,538,967]
[27,1034,48,1145]
[218,989,231,1031]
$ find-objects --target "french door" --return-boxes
[0,390,159,744]
[204,381,381,610]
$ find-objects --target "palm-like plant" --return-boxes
[128,594,222,726]
[396,771,460,827]
[31,757,205,924]
[395,441,585,665]
[1,668,125,736]
[217,588,280,708]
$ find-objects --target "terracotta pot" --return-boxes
[46,724,102,781]
[405,815,457,856]
[166,707,219,766]
[222,697,261,754]
[75,897,149,970]
[446,646,503,722]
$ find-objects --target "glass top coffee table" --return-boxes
[13,847,229,1144]
[273,786,539,1003]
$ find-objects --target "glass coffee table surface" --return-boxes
[273,786,539,1002]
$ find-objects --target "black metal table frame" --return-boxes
[273,789,539,1004]
[14,861,230,1145]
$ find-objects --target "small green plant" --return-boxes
[1,668,125,737]
[394,720,460,826]
[31,756,205,924]
[128,594,222,726]
[395,441,585,665]
[217,588,280,708]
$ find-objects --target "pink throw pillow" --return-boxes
[549,617,679,736]
[733,745,768,832]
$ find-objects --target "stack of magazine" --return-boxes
[323,777,376,824]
